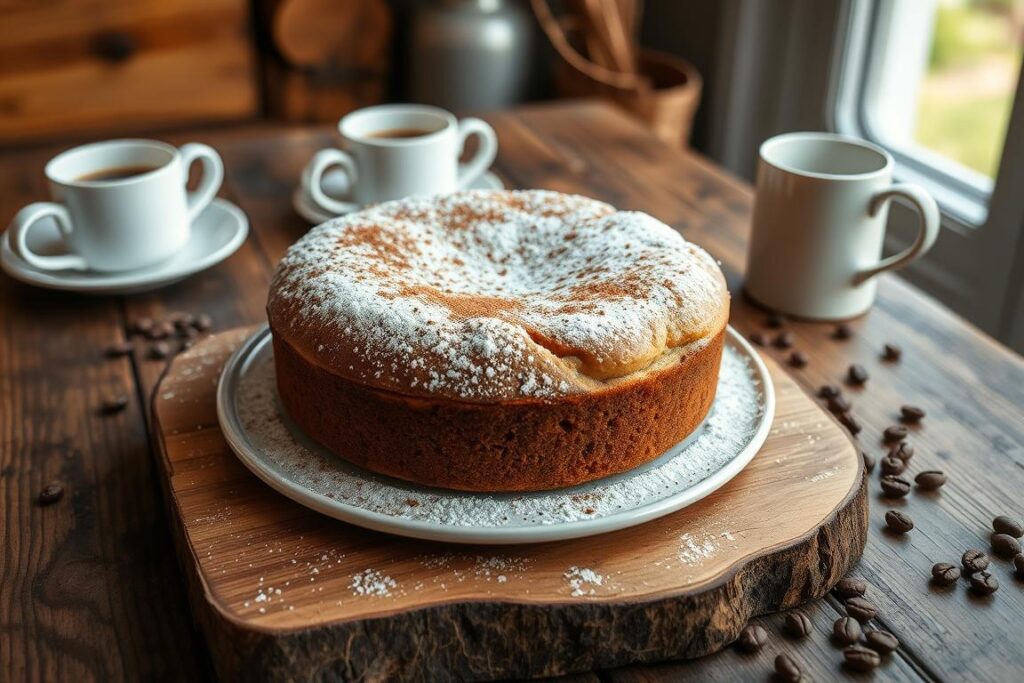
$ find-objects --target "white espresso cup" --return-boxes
[745,132,939,320]
[302,104,498,215]
[8,139,223,272]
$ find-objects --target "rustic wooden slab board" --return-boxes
[152,327,867,682]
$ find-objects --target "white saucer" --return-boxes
[292,170,506,224]
[1,198,248,295]
[217,325,775,545]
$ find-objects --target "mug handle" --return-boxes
[9,202,88,271]
[179,143,224,221]
[303,148,360,216]
[853,183,939,285]
[456,118,498,189]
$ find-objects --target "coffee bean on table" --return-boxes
[1014,553,1024,579]
[865,630,900,654]
[736,623,768,653]
[784,611,812,638]
[833,616,862,644]
[847,364,869,385]
[845,596,877,623]
[885,510,914,533]
[844,645,881,672]
[863,451,876,474]
[833,323,853,340]
[147,321,174,340]
[149,341,172,360]
[881,456,906,476]
[38,482,64,505]
[132,318,153,336]
[105,341,134,358]
[915,470,946,491]
[194,313,213,332]
[788,350,808,368]
[774,331,794,349]
[962,549,990,573]
[172,313,195,330]
[991,533,1022,559]
[882,343,902,361]
[834,576,868,599]
[766,313,786,328]
[969,570,999,595]
[838,412,862,436]
[880,475,911,498]
[827,395,851,413]
[818,384,841,399]
[931,562,961,586]
[900,405,926,423]
[749,332,768,347]
[101,395,129,414]
[883,425,908,442]
[890,441,915,462]
[774,653,802,683]
[993,515,1024,538]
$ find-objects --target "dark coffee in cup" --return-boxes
[367,128,433,140]
[76,165,158,182]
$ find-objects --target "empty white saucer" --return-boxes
[293,170,506,224]
[1,198,248,295]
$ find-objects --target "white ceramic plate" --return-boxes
[1,198,248,295]
[292,170,506,224]
[217,325,774,545]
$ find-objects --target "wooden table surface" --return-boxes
[2,101,1022,682]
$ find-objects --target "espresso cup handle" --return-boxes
[854,183,940,284]
[456,118,498,189]
[179,143,224,221]
[304,148,360,216]
[9,202,88,271]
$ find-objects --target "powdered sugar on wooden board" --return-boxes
[231,335,764,529]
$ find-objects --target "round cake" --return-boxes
[267,189,729,492]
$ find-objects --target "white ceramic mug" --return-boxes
[8,139,223,272]
[745,132,939,320]
[302,104,498,215]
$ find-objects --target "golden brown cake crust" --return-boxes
[272,328,725,492]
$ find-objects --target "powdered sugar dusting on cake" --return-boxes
[232,336,764,528]
[267,190,727,401]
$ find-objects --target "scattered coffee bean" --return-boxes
[882,343,902,361]
[993,515,1024,539]
[838,412,862,436]
[865,630,899,654]
[1013,553,1024,579]
[149,341,172,360]
[883,425,908,442]
[845,596,878,623]
[890,441,915,462]
[863,451,876,474]
[885,510,914,534]
[915,470,946,491]
[766,313,786,328]
[736,623,768,653]
[774,331,794,349]
[846,364,869,385]
[180,339,195,352]
[749,332,768,347]
[818,384,841,399]
[146,321,174,340]
[835,576,868,599]
[171,313,195,330]
[900,405,925,423]
[833,323,853,340]
[784,611,812,639]
[880,475,911,498]
[788,350,808,368]
[833,616,862,644]
[962,549,989,573]
[132,318,154,336]
[774,653,802,683]
[843,645,881,672]
[881,456,906,476]
[969,570,998,595]
[194,313,213,332]
[991,533,1022,559]
[827,395,852,413]
[931,562,961,586]
[38,482,64,505]
[105,341,134,358]
[101,395,129,414]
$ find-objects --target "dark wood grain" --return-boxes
[2,101,1022,682]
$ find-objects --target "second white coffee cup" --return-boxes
[303,104,498,215]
